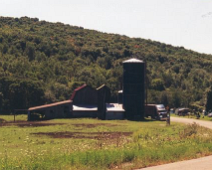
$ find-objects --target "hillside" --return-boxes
[0,16,212,113]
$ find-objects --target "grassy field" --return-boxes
[1,115,212,170]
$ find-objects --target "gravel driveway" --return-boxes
[137,117,212,170]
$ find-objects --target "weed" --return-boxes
[179,122,201,138]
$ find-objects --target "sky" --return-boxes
[0,0,212,54]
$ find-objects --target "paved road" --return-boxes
[170,117,212,129]
[137,117,212,170]
[137,155,212,170]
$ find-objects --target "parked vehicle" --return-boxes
[175,108,190,116]
[208,112,212,117]
[170,108,175,114]
[145,104,167,120]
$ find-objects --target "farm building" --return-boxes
[122,58,145,120]
[105,103,124,120]
[97,84,111,119]
[70,84,98,105]
[71,84,98,118]
[28,100,72,120]
[71,84,124,119]
[27,84,124,120]
[27,58,145,121]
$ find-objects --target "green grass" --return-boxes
[0,114,27,122]
[1,115,212,170]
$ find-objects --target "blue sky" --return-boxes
[1,0,212,54]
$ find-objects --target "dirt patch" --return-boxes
[0,121,119,128]
[72,123,118,128]
[32,131,132,139]
[0,121,64,127]
[17,122,65,127]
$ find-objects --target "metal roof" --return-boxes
[28,100,72,111]
[123,58,144,63]
[106,103,125,112]
[73,104,97,111]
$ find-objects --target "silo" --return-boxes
[118,90,123,104]
[123,58,145,120]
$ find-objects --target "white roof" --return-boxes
[123,58,143,63]
[73,103,125,112]
[106,103,125,112]
[73,104,97,111]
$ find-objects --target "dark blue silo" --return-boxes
[123,58,145,120]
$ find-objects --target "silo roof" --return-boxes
[123,58,144,63]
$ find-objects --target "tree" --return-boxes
[160,91,169,107]
[25,42,36,61]
[151,78,165,91]
[171,90,181,108]
[0,78,45,113]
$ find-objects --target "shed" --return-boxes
[28,100,72,120]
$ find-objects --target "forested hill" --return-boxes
[0,16,212,113]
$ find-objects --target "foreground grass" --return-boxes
[1,115,212,170]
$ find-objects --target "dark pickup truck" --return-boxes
[145,104,167,120]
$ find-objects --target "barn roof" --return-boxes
[28,100,72,111]
[70,84,87,100]
[73,104,97,111]
[106,103,125,112]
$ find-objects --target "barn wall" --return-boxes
[105,112,124,120]
[71,111,98,118]
[73,86,98,105]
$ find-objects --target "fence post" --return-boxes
[166,106,170,126]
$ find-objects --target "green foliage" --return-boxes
[0,16,212,111]
[151,78,165,91]
[0,77,45,113]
